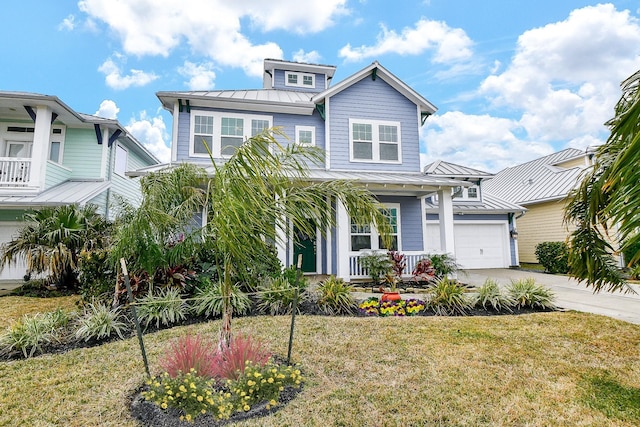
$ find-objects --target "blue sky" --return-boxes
[2,0,639,172]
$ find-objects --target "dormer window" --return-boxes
[468,187,478,198]
[285,71,315,88]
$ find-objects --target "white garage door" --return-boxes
[426,222,510,269]
[0,222,28,281]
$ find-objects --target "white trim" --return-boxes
[348,118,402,164]
[189,110,272,158]
[324,97,331,170]
[285,71,315,88]
[295,125,315,146]
[114,143,128,177]
[48,126,65,164]
[348,202,401,252]
[171,101,179,162]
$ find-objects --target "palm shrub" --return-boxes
[474,279,513,312]
[427,253,461,278]
[358,251,393,284]
[506,278,556,310]
[136,287,189,329]
[0,308,71,358]
[75,302,129,342]
[256,276,305,315]
[426,277,472,316]
[192,279,252,318]
[316,275,357,315]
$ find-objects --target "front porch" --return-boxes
[348,250,427,279]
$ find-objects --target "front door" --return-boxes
[293,220,317,273]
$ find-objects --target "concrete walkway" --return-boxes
[462,269,640,325]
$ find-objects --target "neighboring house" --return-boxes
[0,91,159,280]
[139,59,487,281]
[423,160,525,269]
[482,148,590,264]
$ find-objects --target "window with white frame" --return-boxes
[295,126,315,146]
[190,112,272,158]
[349,119,401,163]
[114,144,128,176]
[285,71,315,88]
[350,204,400,251]
[467,186,478,199]
[48,127,65,163]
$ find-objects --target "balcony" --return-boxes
[0,158,31,187]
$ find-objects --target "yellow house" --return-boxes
[482,148,590,264]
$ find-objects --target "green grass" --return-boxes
[1,300,640,426]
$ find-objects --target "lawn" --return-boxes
[1,297,640,426]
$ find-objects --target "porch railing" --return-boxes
[0,158,31,186]
[349,251,427,279]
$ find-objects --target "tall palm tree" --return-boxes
[0,204,112,289]
[565,70,640,292]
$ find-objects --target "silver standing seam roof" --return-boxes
[482,148,586,205]
[0,180,110,208]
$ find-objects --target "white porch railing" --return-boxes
[0,158,31,186]
[349,251,427,279]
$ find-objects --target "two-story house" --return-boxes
[144,59,491,281]
[0,91,159,281]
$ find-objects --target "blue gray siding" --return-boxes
[328,77,420,172]
[378,195,423,251]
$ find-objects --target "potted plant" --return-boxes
[380,251,406,302]
[380,273,402,301]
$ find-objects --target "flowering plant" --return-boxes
[358,297,426,317]
[404,298,426,316]
[379,300,406,316]
[358,297,380,316]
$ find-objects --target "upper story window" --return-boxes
[114,144,128,176]
[285,71,315,88]
[467,187,478,198]
[190,111,272,158]
[349,119,401,164]
[295,126,315,146]
[451,185,480,200]
[350,204,400,252]
[2,124,65,163]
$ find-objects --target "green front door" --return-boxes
[293,222,316,273]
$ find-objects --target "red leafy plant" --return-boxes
[387,250,406,278]
[211,334,271,381]
[412,258,436,283]
[159,334,217,379]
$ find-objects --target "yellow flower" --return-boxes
[253,372,261,378]
[197,395,203,402]
[279,386,284,391]
[243,404,250,412]
[179,385,187,393]
[185,414,192,422]
[267,377,274,383]
[190,382,196,389]
[160,402,168,409]
[269,399,277,406]
[247,380,255,386]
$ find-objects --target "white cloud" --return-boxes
[95,100,119,119]
[78,0,347,78]
[126,112,171,163]
[339,18,473,63]
[98,57,158,90]
[178,61,216,90]
[58,14,75,31]
[292,49,322,64]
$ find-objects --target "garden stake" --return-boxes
[287,254,302,365]
[120,258,151,378]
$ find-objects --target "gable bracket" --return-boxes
[421,112,431,126]
[315,104,326,120]
[51,113,58,124]
[94,124,103,145]
[178,99,191,113]
[108,129,122,147]
[24,106,36,122]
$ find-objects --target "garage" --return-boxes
[0,222,28,281]
[426,222,510,269]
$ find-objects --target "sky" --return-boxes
[2,0,640,173]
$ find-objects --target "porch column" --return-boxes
[335,199,350,281]
[30,105,53,190]
[437,188,455,255]
[275,196,288,268]
[420,196,429,252]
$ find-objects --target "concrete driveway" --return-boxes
[462,269,640,325]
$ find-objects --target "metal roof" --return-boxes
[424,192,526,214]
[482,148,587,205]
[0,180,110,208]
[424,160,494,180]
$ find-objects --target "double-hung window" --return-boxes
[349,119,401,163]
[295,126,315,146]
[190,112,272,158]
[285,71,315,88]
[349,204,401,252]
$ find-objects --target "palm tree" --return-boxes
[565,70,640,292]
[0,204,112,289]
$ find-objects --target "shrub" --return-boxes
[358,251,393,284]
[143,370,234,423]
[75,302,129,342]
[535,241,570,274]
[136,288,188,329]
[0,308,71,358]
[77,249,115,303]
[256,276,305,315]
[316,276,356,315]
[506,278,556,310]
[227,361,303,413]
[412,258,436,282]
[159,334,217,379]
[426,277,472,316]
[426,253,461,278]
[474,279,513,312]
[211,335,271,382]
[192,279,251,318]
[388,251,406,277]
[281,265,309,289]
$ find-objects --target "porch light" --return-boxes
[510,230,519,239]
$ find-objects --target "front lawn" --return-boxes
[0,300,639,426]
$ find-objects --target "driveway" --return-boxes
[462,269,640,325]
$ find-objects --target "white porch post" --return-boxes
[336,199,350,281]
[420,196,429,252]
[437,188,455,255]
[275,196,288,269]
[30,105,53,190]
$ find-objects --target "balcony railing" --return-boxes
[0,158,31,186]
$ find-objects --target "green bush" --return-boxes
[427,277,472,316]
[622,238,640,267]
[136,288,189,329]
[358,251,393,284]
[316,276,356,315]
[474,279,513,312]
[506,278,556,310]
[425,253,461,278]
[256,276,305,315]
[78,249,115,303]
[535,241,570,274]
[75,302,129,342]
[0,308,72,358]
[192,279,252,318]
